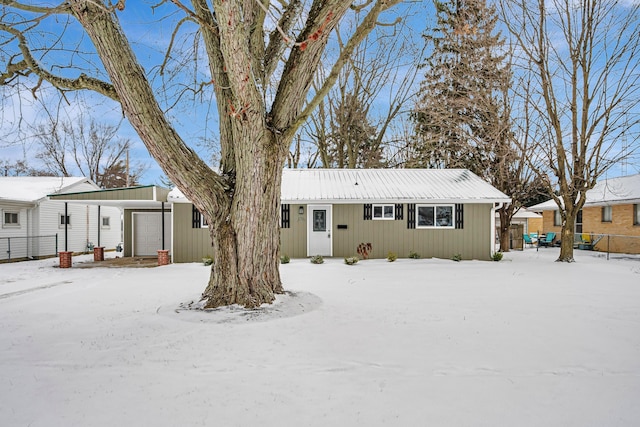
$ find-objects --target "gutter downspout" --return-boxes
[491,202,504,255]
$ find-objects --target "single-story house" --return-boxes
[51,168,511,262]
[0,177,121,262]
[529,173,640,254]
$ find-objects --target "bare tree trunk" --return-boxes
[203,146,285,307]
[498,208,511,252]
[558,204,576,262]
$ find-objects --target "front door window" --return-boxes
[313,210,326,232]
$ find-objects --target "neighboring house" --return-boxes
[529,173,640,254]
[0,177,122,262]
[495,207,543,237]
[51,169,511,262]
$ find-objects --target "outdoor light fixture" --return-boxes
[298,206,304,215]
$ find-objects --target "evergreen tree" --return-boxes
[412,0,544,251]
[411,0,510,178]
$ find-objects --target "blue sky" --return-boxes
[1,0,638,184]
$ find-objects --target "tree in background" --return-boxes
[411,0,510,176]
[1,0,402,308]
[500,0,640,261]
[412,0,541,251]
[301,21,420,168]
[0,159,48,176]
[34,116,144,188]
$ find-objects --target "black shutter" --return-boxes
[364,204,372,220]
[281,204,290,228]
[455,203,464,229]
[407,204,416,229]
[192,205,201,228]
[395,204,404,220]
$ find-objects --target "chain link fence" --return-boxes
[575,233,640,260]
[0,234,58,262]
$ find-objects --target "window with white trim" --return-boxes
[601,206,612,223]
[59,214,71,228]
[634,204,640,226]
[373,204,395,220]
[3,211,20,227]
[416,205,454,228]
[101,216,111,229]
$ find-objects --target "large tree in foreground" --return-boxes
[1,0,401,307]
[500,0,640,262]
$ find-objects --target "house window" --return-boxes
[601,206,612,223]
[373,204,395,220]
[3,211,19,227]
[192,205,208,228]
[101,216,111,229]
[417,205,454,228]
[634,204,640,226]
[59,214,71,227]
[554,210,562,226]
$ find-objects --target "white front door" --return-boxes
[307,205,332,256]
[133,212,172,256]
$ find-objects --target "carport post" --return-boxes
[59,202,72,268]
[161,202,165,250]
[64,202,68,252]
[97,205,101,247]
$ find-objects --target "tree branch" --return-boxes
[0,21,118,100]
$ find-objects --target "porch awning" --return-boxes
[48,185,171,208]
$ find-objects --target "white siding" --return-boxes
[37,200,121,253]
[0,205,29,260]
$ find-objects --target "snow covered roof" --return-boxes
[0,176,92,205]
[168,168,510,204]
[512,207,542,219]
[530,173,640,211]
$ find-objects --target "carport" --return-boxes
[49,185,172,267]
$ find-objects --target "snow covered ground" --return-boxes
[1,248,639,426]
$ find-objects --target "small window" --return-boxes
[553,210,562,226]
[192,205,208,228]
[59,214,71,227]
[3,211,19,227]
[601,206,612,223]
[101,216,111,229]
[373,204,395,220]
[634,204,640,226]
[417,205,454,228]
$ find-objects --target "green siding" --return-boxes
[280,204,307,258]
[332,204,492,260]
[174,202,494,262]
[281,203,493,261]
[51,186,159,201]
[172,203,212,263]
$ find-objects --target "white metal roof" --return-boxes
[0,176,91,204]
[168,168,510,204]
[281,168,509,203]
[530,173,640,211]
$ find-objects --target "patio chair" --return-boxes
[539,232,556,247]
[523,234,534,248]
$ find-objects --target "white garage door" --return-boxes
[133,213,172,256]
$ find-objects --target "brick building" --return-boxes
[530,174,640,254]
